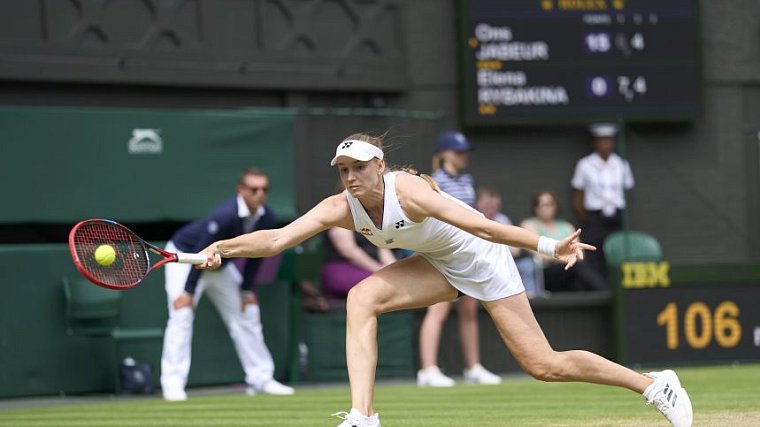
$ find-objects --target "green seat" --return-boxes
[603,231,663,266]
[62,277,163,394]
[64,276,121,335]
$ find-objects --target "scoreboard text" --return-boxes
[460,0,701,124]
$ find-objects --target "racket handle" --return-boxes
[176,252,208,264]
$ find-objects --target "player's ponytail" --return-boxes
[398,166,441,193]
[420,173,441,192]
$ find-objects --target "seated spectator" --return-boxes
[320,227,397,299]
[475,188,541,297]
[520,190,607,292]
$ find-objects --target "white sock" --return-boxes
[350,408,378,425]
[642,375,658,398]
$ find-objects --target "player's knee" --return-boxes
[522,352,566,382]
[524,362,560,382]
[346,281,382,316]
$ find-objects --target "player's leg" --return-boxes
[160,243,200,401]
[204,263,292,395]
[482,292,692,426]
[483,291,649,389]
[345,255,458,417]
[417,300,455,387]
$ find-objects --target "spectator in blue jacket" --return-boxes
[160,168,294,401]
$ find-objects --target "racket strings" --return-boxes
[72,222,150,288]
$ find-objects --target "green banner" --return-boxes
[0,107,296,223]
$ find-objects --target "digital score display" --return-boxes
[614,263,760,366]
[460,0,701,124]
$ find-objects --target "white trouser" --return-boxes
[160,242,275,392]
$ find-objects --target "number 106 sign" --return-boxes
[614,262,760,366]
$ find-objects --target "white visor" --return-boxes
[329,140,384,166]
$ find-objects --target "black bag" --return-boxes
[119,357,154,394]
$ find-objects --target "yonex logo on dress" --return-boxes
[394,220,405,229]
[360,227,373,236]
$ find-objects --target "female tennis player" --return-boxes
[198,134,692,427]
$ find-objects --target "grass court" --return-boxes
[1,364,758,426]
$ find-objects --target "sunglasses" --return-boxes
[242,186,268,194]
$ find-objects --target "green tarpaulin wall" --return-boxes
[0,106,296,223]
[0,244,293,398]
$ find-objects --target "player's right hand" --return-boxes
[198,242,223,270]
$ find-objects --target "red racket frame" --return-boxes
[68,219,181,290]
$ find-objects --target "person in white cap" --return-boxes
[198,133,691,427]
[571,123,635,283]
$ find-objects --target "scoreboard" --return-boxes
[614,262,760,366]
[460,0,701,124]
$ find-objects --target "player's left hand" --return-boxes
[555,228,596,270]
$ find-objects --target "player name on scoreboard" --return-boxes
[473,25,567,112]
[460,0,701,124]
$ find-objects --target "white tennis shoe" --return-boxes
[246,379,295,396]
[643,369,693,427]
[463,363,502,385]
[417,365,455,387]
[332,408,381,427]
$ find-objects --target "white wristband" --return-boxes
[537,236,558,257]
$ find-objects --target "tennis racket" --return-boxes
[68,218,207,290]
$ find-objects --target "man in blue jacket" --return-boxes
[160,168,294,401]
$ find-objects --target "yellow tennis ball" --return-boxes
[94,244,116,267]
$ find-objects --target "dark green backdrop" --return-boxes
[0,244,293,398]
[0,106,296,222]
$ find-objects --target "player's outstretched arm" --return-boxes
[397,173,595,269]
[199,194,352,269]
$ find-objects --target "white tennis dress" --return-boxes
[344,171,524,301]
